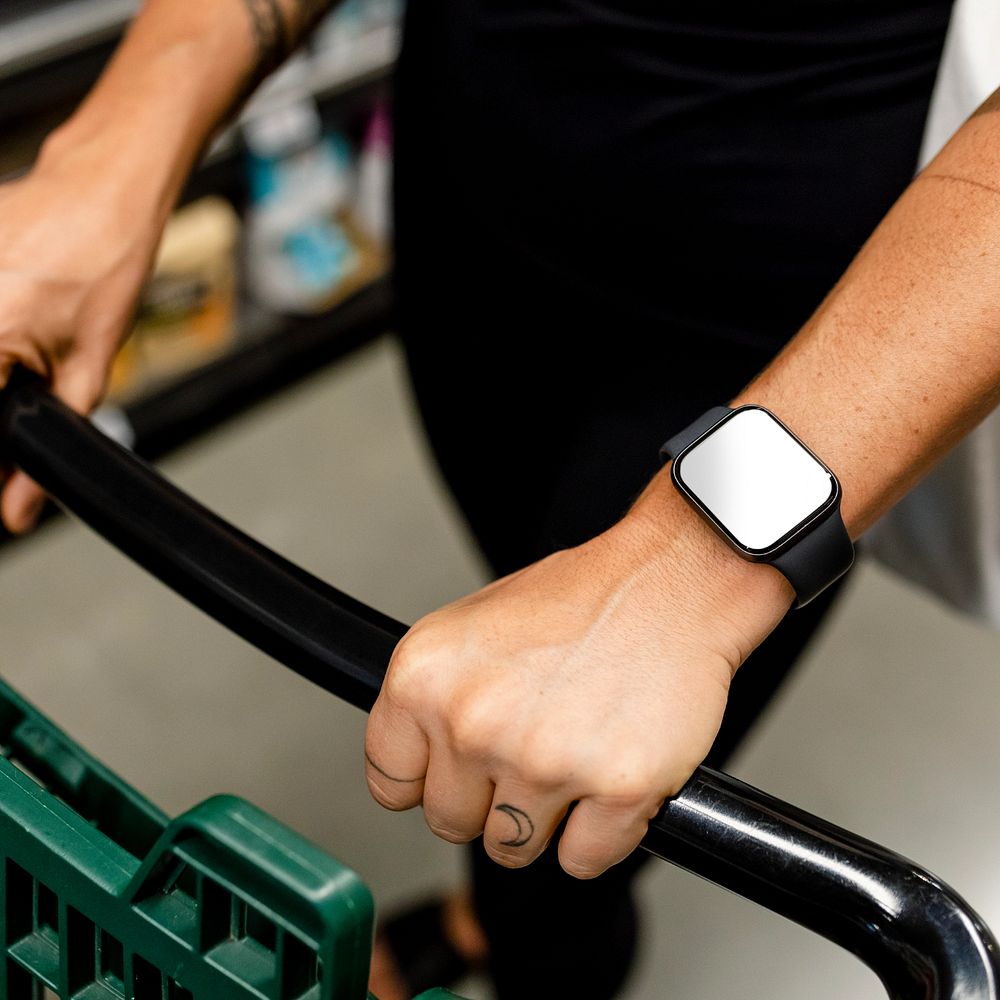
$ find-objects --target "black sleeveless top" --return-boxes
[394,0,953,352]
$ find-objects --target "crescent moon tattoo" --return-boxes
[495,804,535,847]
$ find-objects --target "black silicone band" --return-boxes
[772,506,854,608]
[659,406,854,609]
[659,407,733,462]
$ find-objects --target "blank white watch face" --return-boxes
[676,408,835,552]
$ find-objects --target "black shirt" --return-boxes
[395,0,953,352]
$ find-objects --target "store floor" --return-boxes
[1,335,999,1000]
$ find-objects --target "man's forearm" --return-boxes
[38,0,334,225]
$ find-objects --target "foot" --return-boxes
[369,890,489,1000]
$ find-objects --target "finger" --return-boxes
[51,360,106,416]
[556,794,661,879]
[421,748,495,844]
[0,354,47,534]
[1,470,47,535]
[481,783,569,868]
[364,695,429,812]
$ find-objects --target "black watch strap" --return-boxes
[659,406,732,463]
[659,405,853,609]
[772,509,854,608]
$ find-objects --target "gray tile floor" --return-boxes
[1,335,999,999]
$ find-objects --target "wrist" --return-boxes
[36,11,246,224]
[617,466,795,627]
[35,115,180,247]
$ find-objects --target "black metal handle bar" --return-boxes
[1,373,997,1000]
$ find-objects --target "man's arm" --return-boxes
[364,87,1000,879]
[0,0,335,531]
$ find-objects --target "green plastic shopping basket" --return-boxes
[0,676,458,1000]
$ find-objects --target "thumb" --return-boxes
[50,358,106,416]
[0,358,47,535]
[0,357,104,535]
[0,358,108,533]
[0,355,45,534]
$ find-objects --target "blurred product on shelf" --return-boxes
[311,0,403,60]
[242,57,389,316]
[243,59,358,314]
[109,197,240,401]
[356,100,393,245]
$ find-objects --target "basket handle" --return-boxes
[2,372,997,1000]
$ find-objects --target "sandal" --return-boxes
[375,898,483,997]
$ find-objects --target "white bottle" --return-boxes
[242,58,357,313]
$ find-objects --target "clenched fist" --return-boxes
[365,483,793,878]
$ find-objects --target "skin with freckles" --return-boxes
[970,89,1000,118]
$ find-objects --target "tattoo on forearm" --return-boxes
[495,804,535,847]
[242,0,289,78]
[364,751,425,783]
[970,89,1000,120]
[290,0,334,39]
[241,0,335,86]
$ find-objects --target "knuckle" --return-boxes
[382,660,422,710]
[596,782,652,808]
[385,627,440,700]
[446,693,503,758]
[446,708,484,758]
[516,734,577,788]
[591,754,664,804]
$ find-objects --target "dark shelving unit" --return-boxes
[0,2,398,548]
[127,275,393,461]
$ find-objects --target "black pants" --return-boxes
[393,2,949,993]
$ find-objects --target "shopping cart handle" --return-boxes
[2,374,998,1000]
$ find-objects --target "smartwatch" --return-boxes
[660,405,854,607]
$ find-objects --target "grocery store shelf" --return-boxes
[0,0,136,81]
[0,13,398,189]
[0,274,394,547]
[127,274,393,461]
[204,24,400,168]
[0,5,398,548]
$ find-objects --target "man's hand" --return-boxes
[0,148,164,533]
[365,487,792,878]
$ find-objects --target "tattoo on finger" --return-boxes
[495,804,535,847]
[364,751,424,784]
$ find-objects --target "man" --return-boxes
[1,1,997,997]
